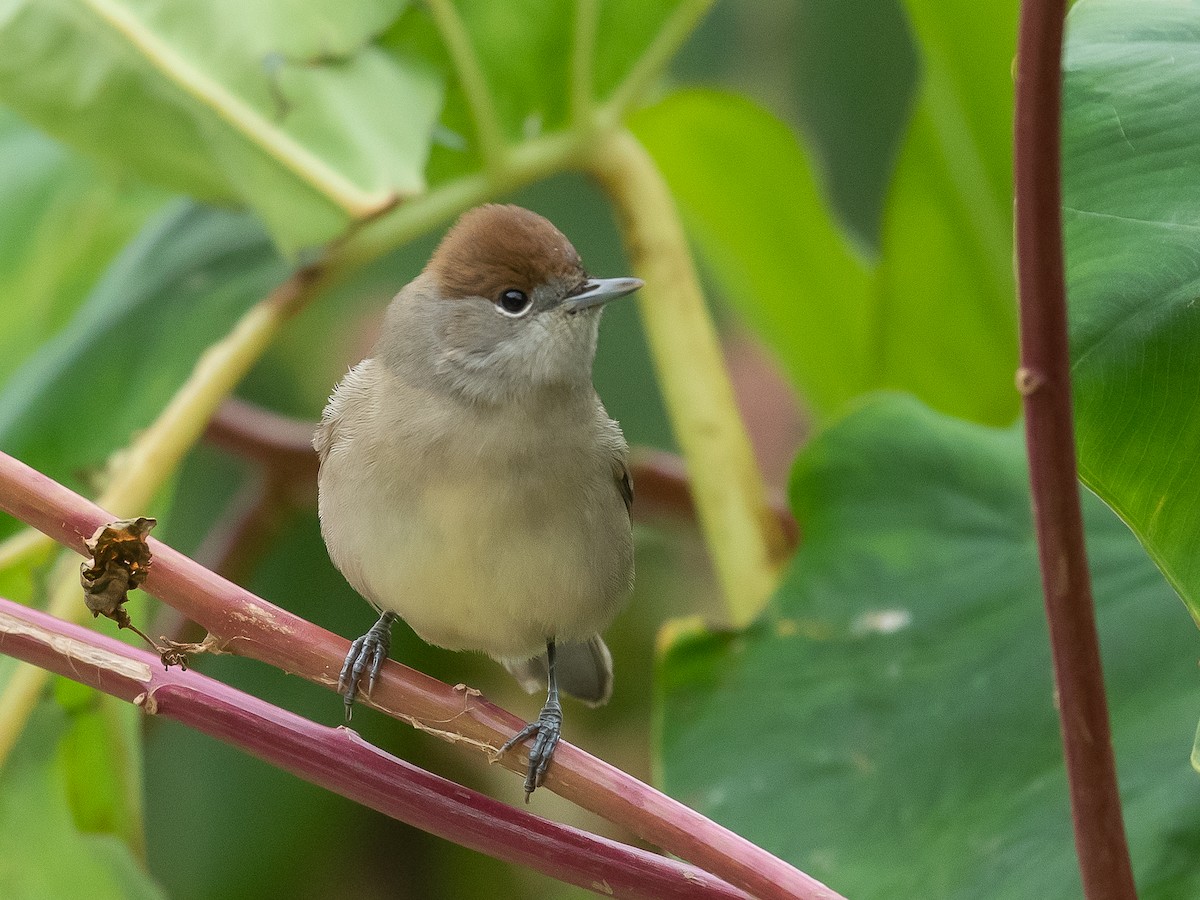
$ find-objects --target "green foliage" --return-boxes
[0,0,441,250]
[0,708,163,899]
[0,204,284,513]
[657,395,1200,898]
[631,89,875,415]
[0,111,164,385]
[54,679,146,854]
[1062,0,1200,621]
[636,0,1021,426]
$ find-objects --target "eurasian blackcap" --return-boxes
[314,204,641,797]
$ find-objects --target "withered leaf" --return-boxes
[80,516,156,628]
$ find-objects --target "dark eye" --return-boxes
[497,289,531,316]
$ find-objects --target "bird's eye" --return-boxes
[497,288,531,316]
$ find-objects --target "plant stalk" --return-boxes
[0,450,843,900]
[1013,0,1136,897]
[588,129,790,628]
[0,597,750,900]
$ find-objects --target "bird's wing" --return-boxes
[616,458,633,518]
[594,392,633,519]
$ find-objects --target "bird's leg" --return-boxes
[499,640,563,801]
[338,611,398,720]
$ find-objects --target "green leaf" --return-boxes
[630,89,875,415]
[456,0,574,141]
[631,4,1021,425]
[1062,0,1200,621]
[0,706,164,899]
[592,0,681,100]
[872,99,1018,426]
[0,202,286,518]
[784,0,918,247]
[657,394,1200,898]
[0,1,442,250]
[383,0,692,185]
[632,84,1020,426]
[54,679,145,855]
[870,0,1020,426]
[0,110,164,385]
[899,0,1018,216]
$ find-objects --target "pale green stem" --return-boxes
[571,0,600,125]
[425,0,508,172]
[0,527,51,576]
[588,129,788,627]
[596,0,714,127]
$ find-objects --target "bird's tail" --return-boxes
[504,635,613,706]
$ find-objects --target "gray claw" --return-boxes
[499,703,562,801]
[339,613,395,720]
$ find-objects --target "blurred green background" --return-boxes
[4,0,1200,897]
[0,2,919,897]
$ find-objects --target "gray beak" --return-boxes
[562,277,644,313]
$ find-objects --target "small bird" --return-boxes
[314,204,640,797]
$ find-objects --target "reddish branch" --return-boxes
[0,597,748,900]
[204,398,799,547]
[0,450,841,900]
[1014,1,1136,897]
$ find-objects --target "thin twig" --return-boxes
[0,450,842,900]
[0,597,749,900]
[1013,1,1136,897]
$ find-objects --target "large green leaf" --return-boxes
[0,1,441,250]
[0,110,164,385]
[782,0,918,248]
[867,0,1019,426]
[0,202,285,514]
[633,82,1019,425]
[0,707,164,899]
[1062,0,1200,621]
[657,394,1200,898]
[631,89,874,414]
[871,99,1017,426]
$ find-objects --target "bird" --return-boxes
[313,204,640,798]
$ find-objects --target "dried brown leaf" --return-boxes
[80,516,156,627]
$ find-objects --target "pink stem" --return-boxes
[1014,0,1136,896]
[0,450,841,900]
[0,597,747,900]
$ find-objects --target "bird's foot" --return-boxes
[338,613,395,720]
[499,699,563,801]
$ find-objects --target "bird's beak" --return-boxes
[562,277,644,313]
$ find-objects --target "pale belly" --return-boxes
[318,445,633,660]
